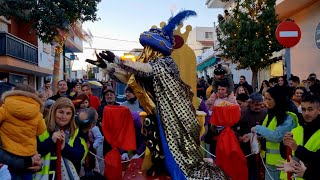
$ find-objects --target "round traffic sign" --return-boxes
[276,21,301,48]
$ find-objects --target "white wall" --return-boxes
[187,27,214,57]
[71,70,86,80]
[0,22,8,32]
[187,28,204,57]
[0,16,10,32]
[258,67,271,86]
[195,27,214,41]
[201,47,214,62]
[38,40,64,81]
[38,40,56,71]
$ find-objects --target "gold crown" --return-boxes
[174,23,192,42]
[151,22,192,42]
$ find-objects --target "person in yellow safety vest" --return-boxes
[278,95,320,180]
[251,86,298,180]
[34,98,88,180]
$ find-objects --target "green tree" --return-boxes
[217,0,283,90]
[0,0,101,92]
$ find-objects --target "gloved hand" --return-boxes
[131,154,140,159]
[85,51,107,68]
[99,51,115,63]
[121,153,129,161]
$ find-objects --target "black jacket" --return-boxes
[303,158,319,180]
[48,93,72,101]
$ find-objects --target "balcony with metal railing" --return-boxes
[0,32,38,65]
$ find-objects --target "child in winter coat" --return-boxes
[0,84,46,179]
[206,64,234,99]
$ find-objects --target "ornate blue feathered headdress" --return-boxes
[139,10,197,56]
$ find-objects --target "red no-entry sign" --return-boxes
[276,21,301,48]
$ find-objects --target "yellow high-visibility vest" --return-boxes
[280,125,320,180]
[261,112,298,165]
[34,128,88,179]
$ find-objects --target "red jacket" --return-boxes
[89,94,101,111]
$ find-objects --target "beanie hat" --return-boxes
[139,10,196,56]
[214,64,226,75]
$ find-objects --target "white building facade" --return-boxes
[187,27,215,57]
[37,32,83,89]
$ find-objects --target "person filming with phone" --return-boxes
[277,95,320,179]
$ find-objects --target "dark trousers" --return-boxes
[247,155,257,180]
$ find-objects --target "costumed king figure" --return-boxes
[86,10,227,180]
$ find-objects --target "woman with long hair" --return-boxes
[251,86,298,180]
[292,86,307,110]
[277,76,288,87]
[290,86,307,115]
[235,85,249,97]
[35,97,87,180]
[259,80,270,96]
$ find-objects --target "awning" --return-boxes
[197,57,217,71]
